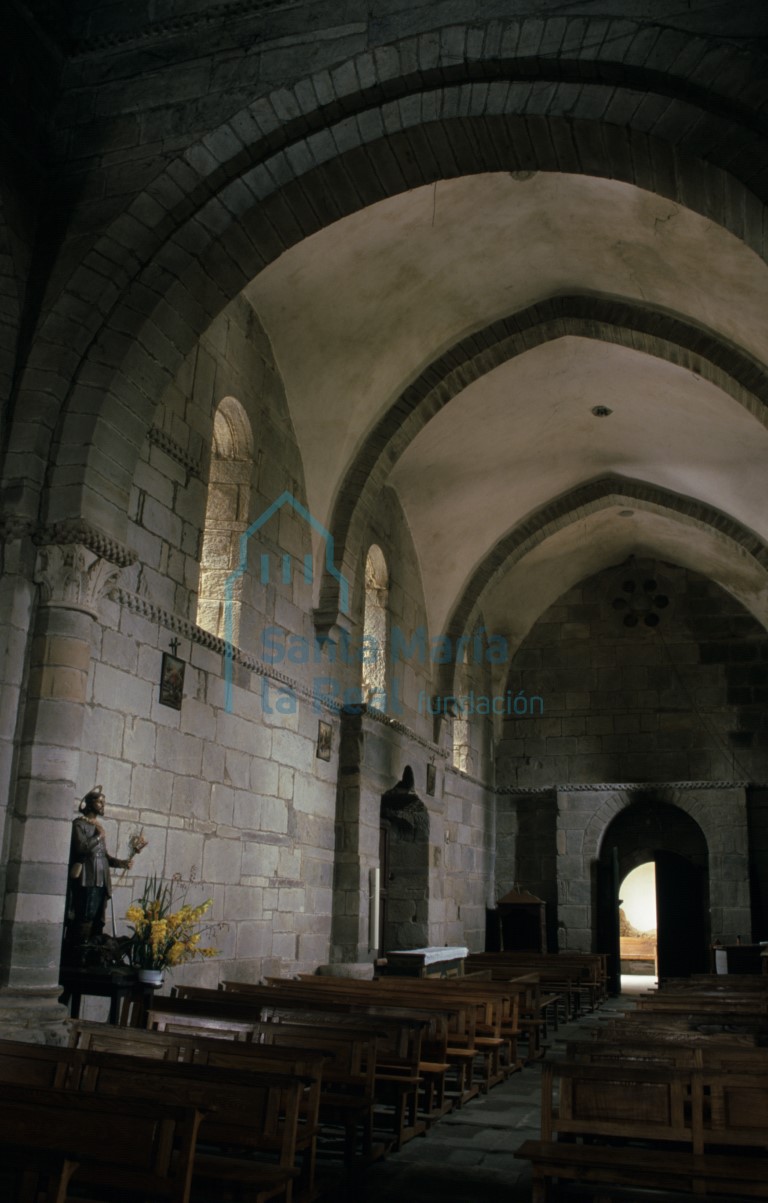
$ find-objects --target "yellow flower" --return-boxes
[126,874,219,971]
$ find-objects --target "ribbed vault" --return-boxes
[3,15,768,538]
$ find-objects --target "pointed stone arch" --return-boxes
[433,475,768,703]
[4,16,767,534]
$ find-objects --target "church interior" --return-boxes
[2,2,768,1190]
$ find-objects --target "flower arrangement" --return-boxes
[128,828,149,858]
[126,873,219,971]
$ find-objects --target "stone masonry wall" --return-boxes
[497,560,768,789]
[74,295,342,983]
[555,785,751,952]
[71,295,494,984]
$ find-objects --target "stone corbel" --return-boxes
[34,543,123,617]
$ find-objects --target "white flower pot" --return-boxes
[137,968,165,986]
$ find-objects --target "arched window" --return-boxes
[452,647,472,773]
[197,397,253,643]
[452,713,472,773]
[362,545,388,709]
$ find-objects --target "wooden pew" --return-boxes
[635,991,768,1015]
[255,976,478,1111]
[566,1034,768,1074]
[0,1037,306,1203]
[0,1082,204,1203]
[184,980,438,1137]
[76,1050,308,1203]
[311,973,516,1088]
[665,974,768,992]
[222,984,435,1142]
[255,972,491,1101]
[69,1021,327,1199]
[466,967,550,1057]
[0,1037,83,1087]
[146,995,384,1163]
[516,1058,768,1202]
[259,1019,381,1163]
[271,976,480,1105]
[564,1037,704,1069]
[595,1013,765,1046]
[466,951,604,1017]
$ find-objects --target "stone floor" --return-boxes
[315,978,654,1203]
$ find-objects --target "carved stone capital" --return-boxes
[34,543,123,616]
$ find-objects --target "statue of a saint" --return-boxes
[63,785,134,966]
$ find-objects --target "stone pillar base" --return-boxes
[316,962,374,979]
[0,986,70,1044]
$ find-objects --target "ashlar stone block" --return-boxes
[202,836,242,884]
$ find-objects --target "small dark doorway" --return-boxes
[379,767,430,952]
[597,799,710,987]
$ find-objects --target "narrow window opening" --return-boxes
[197,396,253,643]
[363,545,388,709]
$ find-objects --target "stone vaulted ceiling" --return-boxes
[245,171,768,645]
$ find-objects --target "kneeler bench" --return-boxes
[515,1060,768,1203]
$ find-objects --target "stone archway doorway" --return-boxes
[597,800,710,990]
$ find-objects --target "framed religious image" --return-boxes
[316,720,332,761]
[159,652,185,710]
[426,763,436,797]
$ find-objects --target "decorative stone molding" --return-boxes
[147,427,202,478]
[114,585,345,712]
[497,781,759,793]
[363,703,447,758]
[34,543,123,617]
[35,520,136,568]
[113,585,448,749]
[72,0,290,55]
[0,516,34,543]
[444,761,491,787]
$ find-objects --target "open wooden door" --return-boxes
[597,846,621,996]
[655,851,708,978]
[378,822,390,956]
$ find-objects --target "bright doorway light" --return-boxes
[621,862,657,932]
[620,862,657,980]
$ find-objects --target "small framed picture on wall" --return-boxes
[159,652,185,710]
[316,720,332,761]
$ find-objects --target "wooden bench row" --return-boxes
[0,1084,203,1203]
[465,951,607,1015]
[164,979,481,1146]
[0,1037,312,1203]
[516,1058,768,1201]
[150,970,541,1152]
[142,996,383,1164]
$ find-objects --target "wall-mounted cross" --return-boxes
[169,638,180,655]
